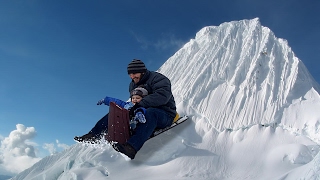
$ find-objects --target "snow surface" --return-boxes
[10,18,320,180]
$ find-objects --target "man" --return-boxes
[113,59,176,159]
[75,59,176,159]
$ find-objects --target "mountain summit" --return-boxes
[160,18,320,139]
[12,18,320,180]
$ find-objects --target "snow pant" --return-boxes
[89,113,109,137]
[127,108,174,151]
[88,108,174,151]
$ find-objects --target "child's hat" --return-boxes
[131,87,148,97]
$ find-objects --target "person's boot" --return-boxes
[74,133,98,143]
[113,142,137,159]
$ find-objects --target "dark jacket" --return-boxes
[129,70,176,118]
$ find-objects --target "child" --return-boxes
[74,87,148,143]
[97,87,148,110]
[96,87,148,125]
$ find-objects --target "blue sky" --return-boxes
[0,0,319,156]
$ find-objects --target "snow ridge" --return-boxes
[159,18,320,137]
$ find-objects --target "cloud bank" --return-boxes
[0,124,40,175]
[0,124,70,176]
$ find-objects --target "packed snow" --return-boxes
[9,18,320,180]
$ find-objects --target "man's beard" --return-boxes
[133,77,140,83]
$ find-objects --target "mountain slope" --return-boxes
[12,18,320,180]
[160,18,320,139]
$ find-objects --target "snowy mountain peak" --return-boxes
[159,18,320,139]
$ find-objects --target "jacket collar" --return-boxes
[133,70,150,86]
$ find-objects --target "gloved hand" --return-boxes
[97,98,105,105]
[129,103,142,118]
[97,96,112,105]
[134,112,146,123]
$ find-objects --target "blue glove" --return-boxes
[97,96,113,106]
[97,98,105,105]
[134,112,146,123]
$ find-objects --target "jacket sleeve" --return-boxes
[104,96,128,108]
[139,74,172,108]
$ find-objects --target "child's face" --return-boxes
[131,95,143,104]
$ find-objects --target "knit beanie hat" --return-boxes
[130,87,148,98]
[127,59,147,74]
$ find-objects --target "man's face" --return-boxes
[129,73,142,84]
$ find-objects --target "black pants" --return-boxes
[89,113,109,136]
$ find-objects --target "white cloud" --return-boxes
[0,124,41,175]
[154,33,185,50]
[56,139,69,150]
[43,143,56,155]
[43,139,69,155]
[130,31,149,50]
[0,124,71,176]
[130,31,185,51]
